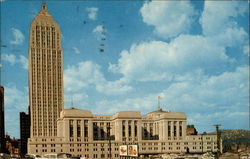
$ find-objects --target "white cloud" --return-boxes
[4,84,28,111]
[10,28,25,45]
[243,44,249,56]
[95,94,156,115]
[93,25,105,33]
[72,47,80,54]
[93,25,106,40]
[199,1,248,50]
[2,54,16,65]
[2,53,28,69]
[64,92,89,109]
[211,27,248,48]
[96,79,132,96]
[64,61,132,96]
[96,66,249,130]
[109,35,230,82]
[86,7,98,20]
[154,66,249,120]
[19,55,28,69]
[200,1,248,36]
[140,1,196,38]
[4,84,28,138]
[64,61,104,93]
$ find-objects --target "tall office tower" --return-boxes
[0,86,5,153]
[28,3,64,137]
[20,110,30,156]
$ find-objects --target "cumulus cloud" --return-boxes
[95,66,249,130]
[109,35,230,82]
[72,47,80,54]
[10,28,25,45]
[2,53,28,69]
[86,7,98,20]
[161,66,249,112]
[95,94,156,115]
[96,79,132,96]
[140,1,196,38]
[64,61,104,93]
[64,61,132,96]
[200,1,248,36]
[200,1,248,48]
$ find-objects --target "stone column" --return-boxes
[73,119,77,138]
[147,123,150,139]
[162,120,166,140]
[125,120,128,141]
[166,120,169,139]
[131,120,135,140]
[171,121,174,139]
[104,122,108,139]
[97,122,101,139]
[81,120,84,138]
[88,119,93,141]
[159,122,162,140]
[176,121,180,139]
[138,121,142,141]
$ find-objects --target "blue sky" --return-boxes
[0,0,249,138]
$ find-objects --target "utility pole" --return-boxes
[213,124,221,159]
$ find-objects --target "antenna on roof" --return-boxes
[157,96,162,110]
[71,95,74,108]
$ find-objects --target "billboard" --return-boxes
[128,145,138,157]
[119,145,128,156]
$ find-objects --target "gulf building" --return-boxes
[27,3,221,158]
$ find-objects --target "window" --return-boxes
[77,120,81,137]
[69,120,73,137]
[168,122,171,137]
[128,125,132,137]
[122,121,126,137]
[173,122,177,137]
[134,121,138,137]
[179,122,182,137]
[84,120,88,137]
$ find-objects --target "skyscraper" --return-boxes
[28,3,63,137]
[20,110,30,156]
[0,86,5,153]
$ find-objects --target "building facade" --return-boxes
[28,3,64,138]
[20,111,30,156]
[0,86,5,153]
[5,135,20,156]
[27,3,221,158]
[28,108,221,158]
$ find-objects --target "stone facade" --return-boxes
[28,108,221,158]
[27,3,221,158]
[28,3,64,138]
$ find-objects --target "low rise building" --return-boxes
[28,108,222,158]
